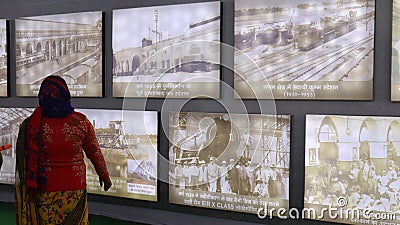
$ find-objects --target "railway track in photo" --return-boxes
[235,35,373,82]
[274,35,373,81]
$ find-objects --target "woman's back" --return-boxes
[37,111,109,192]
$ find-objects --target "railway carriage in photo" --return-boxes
[296,14,359,51]
[297,24,323,51]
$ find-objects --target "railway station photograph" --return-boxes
[304,115,400,224]
[234,0,374,100]
[0,108,33,184]
[15,12,103,97]
[112,2,221,98]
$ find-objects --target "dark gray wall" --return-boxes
[0,0,393,224]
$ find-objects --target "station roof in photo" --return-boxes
[0,108,33,128]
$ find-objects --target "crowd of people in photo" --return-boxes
[172,156,287,198]
[305,154,400,213]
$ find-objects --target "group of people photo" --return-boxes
[172,156,287,199]
[305,154,400,214]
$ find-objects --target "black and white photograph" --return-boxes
[112,2,220,98]
[0,20,6,97]
[392,0,400,101]
[234,0,374,100]
[305,115,400,224]
[81,109,158,201]
[15,12,103,97]
[0,108,34,184]
[169,112,290,214]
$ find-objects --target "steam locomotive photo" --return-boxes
[235,10,369,52]
[297,13,364,51]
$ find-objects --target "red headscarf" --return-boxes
[38,75,74,118]
[25,76,74,189]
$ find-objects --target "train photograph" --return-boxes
[15,12,103,97]
[234,0,374,100]
[112,2,220,98]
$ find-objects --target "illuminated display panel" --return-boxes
[0,20,6,97]
[15,11,103,97]
[305,114,400,224]
[169,112,290,215]
[234,0,375,100]
[392,0,400,101]
[112,2,220,98]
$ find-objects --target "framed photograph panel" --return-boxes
[0,108,158,202]
[169,112,290,215]
[15,11,103,97]
[234,0,375,100]
[392,0,400,100]
[113,2,221,98]
[0,20,6,97]
[305,115,400,224]
[81,109,158,201]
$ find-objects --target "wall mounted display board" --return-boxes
[169,112,290,215]
[234,0,375,100]
[80,109,158,201]
[392,0,400,100]
[15,11,103,97]
[112,2,221,98]
[304,114,400,224]
[0,20,6,97]
[0,108,158,202]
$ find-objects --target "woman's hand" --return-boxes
[99,178,112,192]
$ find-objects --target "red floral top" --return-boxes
[38,111,110,192]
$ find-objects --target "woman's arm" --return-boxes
[82,117,112,191]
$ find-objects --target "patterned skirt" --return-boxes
[15,187,88,225]
[15,119,89,225]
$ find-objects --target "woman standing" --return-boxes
[15,75,112,225]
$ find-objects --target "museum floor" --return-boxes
[0,202,147,225]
